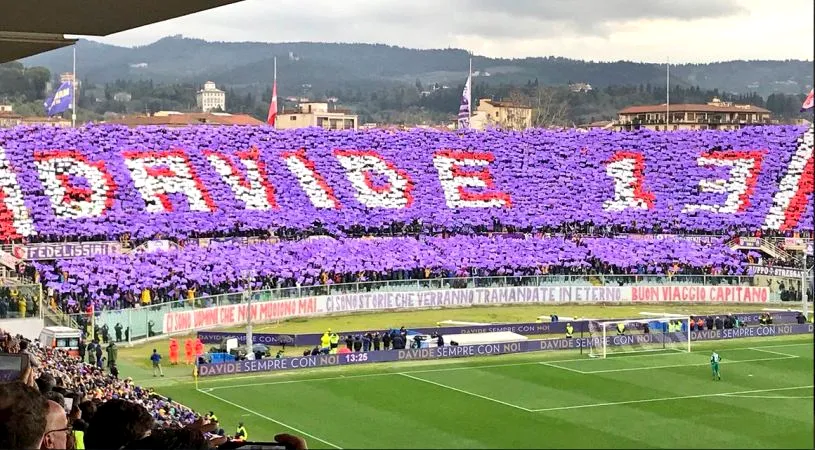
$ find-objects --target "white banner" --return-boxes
[162,284,772,334]
[629,285,768,303]
[0,248,20,269]
[163,297,321,334]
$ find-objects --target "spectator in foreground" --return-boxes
[70,404,90,450]
[122,427,209,450]
[85,399,154,449]
[42,400,70,450]
[0,382,49,449]
[36,372,56,395]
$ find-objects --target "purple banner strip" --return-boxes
[197,323,813,377]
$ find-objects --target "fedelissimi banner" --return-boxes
[197,323,814,377]
[163,284,772,334]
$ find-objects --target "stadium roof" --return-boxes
[619,103,771,114]
[107,112,265,127]
[0,32,76,62]
[0,0,243,63]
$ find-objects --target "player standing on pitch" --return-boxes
[710,351,722,381]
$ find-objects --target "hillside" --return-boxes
[23,36,813,97]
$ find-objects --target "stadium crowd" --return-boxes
[0,125,811,315]
[0,327,308,449]
[2,233,809,318]
[24,235,753,313]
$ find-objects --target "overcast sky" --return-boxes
[83,0,814,63]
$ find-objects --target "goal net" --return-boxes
[587,316,691,358]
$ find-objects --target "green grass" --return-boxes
[111,305,813,448]
[152,336,812,449]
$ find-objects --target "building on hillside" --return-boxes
[577,120,613,130]
[196,81,226,113]
[1,110,71,128]
[113,92,132,102]
[0,111,22,128]
[19,116,71,127]
[275,102,359,130]
[615,97,771,131]
[0,104,12,113]
[569,82,593,93]
[470,98,533,130]
[59,72,80,96]
[106,111,264,127]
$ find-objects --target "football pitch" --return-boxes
[157,336,814,449]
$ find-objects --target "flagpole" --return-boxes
[666,57,670,128]
[272,56,277,127]
[71,46,77,128]
[468,55,472,122]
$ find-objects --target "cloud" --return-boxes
[82,0,812,63]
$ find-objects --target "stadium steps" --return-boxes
[727,237,796,261]
[43,304,82,329]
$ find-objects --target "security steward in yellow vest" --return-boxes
[235,422,248,441]
[320,332,331,353]
[329,333,340,354]
[565,323,574,338]
[72,429,85,449]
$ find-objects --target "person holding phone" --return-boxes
[0,352,29,383]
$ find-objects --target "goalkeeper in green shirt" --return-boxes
[710,351,722,381]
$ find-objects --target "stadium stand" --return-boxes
[31,236,746,308]
[0,124,812,315]
[0,326,224,448]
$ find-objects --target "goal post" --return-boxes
[587,316,691,358]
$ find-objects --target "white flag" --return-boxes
[457,74,471,129]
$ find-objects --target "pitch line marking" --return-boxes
[567,355,798,374]
[748,347,801,358]
[529,385,815,412]
[199,389,344,449]
[192,342,813,391]
[719,394,813,399]
[398,373,534,412]
[540,362,590,374]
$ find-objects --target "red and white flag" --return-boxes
[267,79,278,126]
[802,89,814,112]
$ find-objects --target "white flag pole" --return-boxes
[72,46,77,127]
[468,55,472,122]
[666,57,670,128]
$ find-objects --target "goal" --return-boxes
[587,316,691,358]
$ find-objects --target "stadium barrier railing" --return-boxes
[40,273,811,344]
